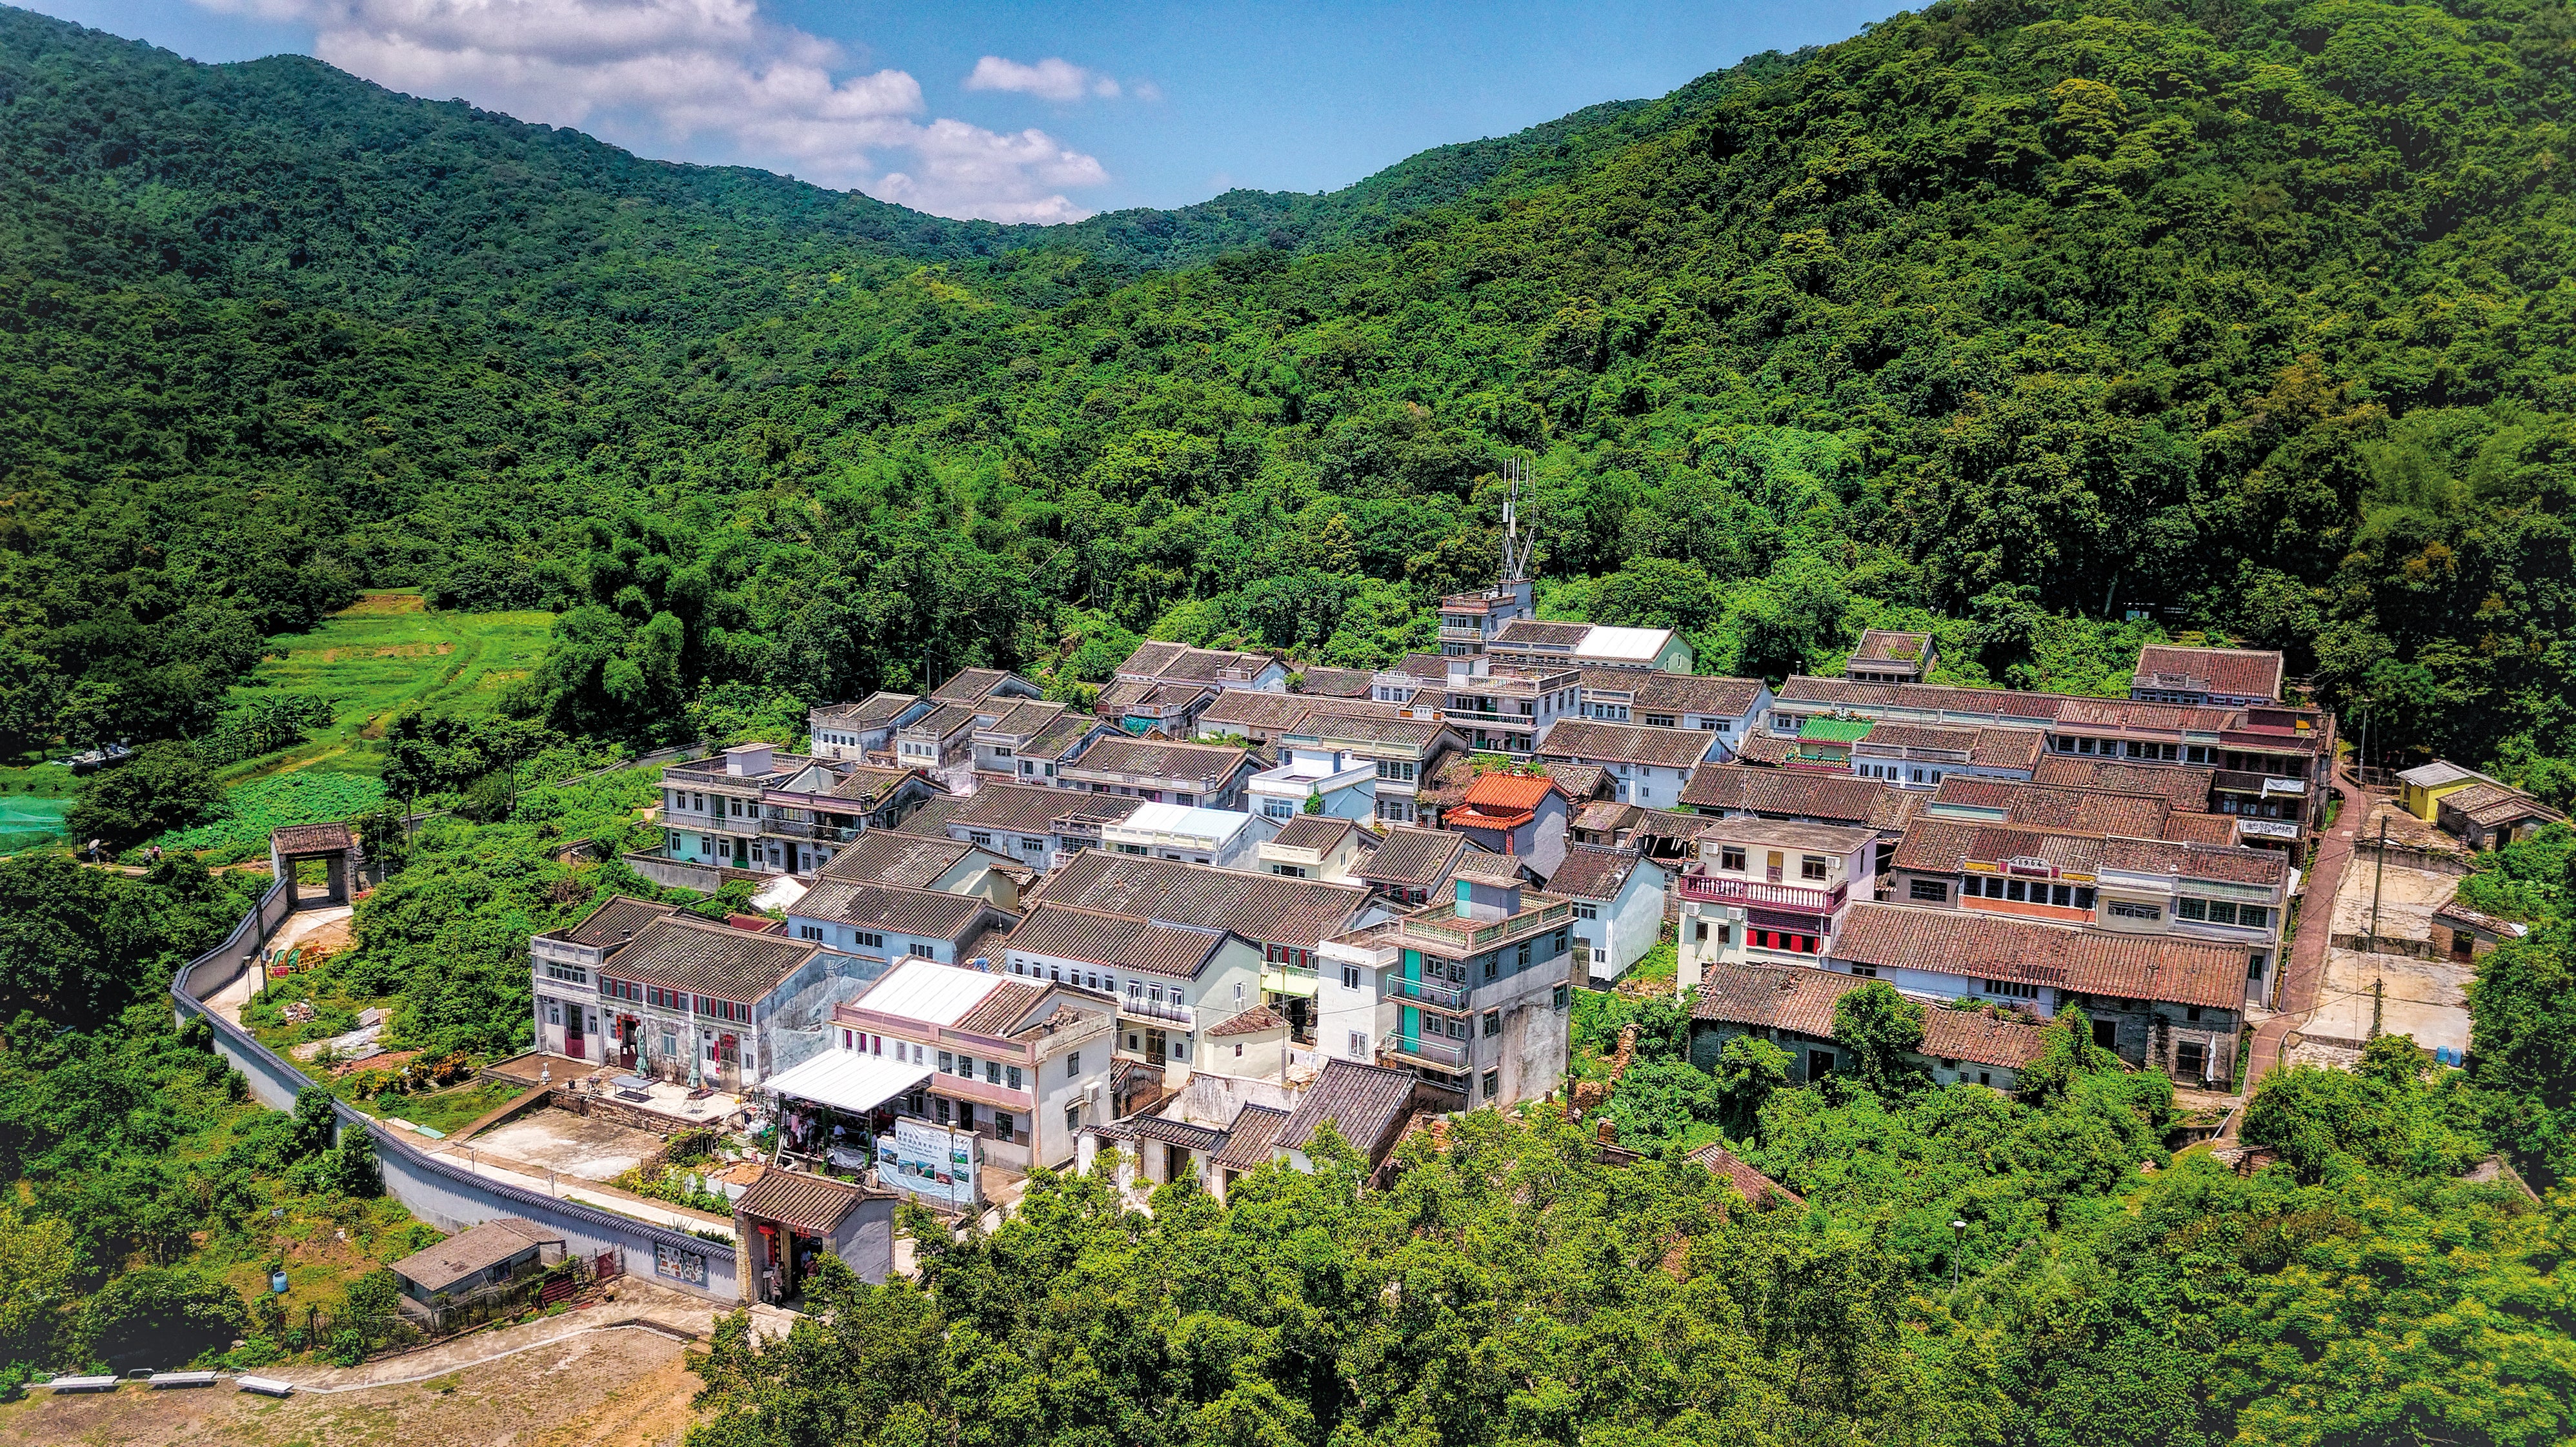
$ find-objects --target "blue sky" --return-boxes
[22,1,1905,223]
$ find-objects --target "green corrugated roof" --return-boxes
[1798,717,1875,743]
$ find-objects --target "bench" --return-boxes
[149,1370,220,1388]
[235,1375,297,1397]
[35,1375,118,1393]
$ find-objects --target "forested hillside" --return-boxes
[6,0,2576,776]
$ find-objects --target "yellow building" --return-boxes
[2396,761,2498,822]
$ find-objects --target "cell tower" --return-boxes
[1498,454,1537,589]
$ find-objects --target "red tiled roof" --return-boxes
[1538,720,1720,769]
[1685,1142,1805,1210]
[736,1169,869,1233]
[1829,902,2248,1009]
[1462,772,1565,813]
[1209,1004,1289,1037]
[2133,645,2285,700]
[2030,756,2218,804]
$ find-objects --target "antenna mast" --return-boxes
[1498,454,1536,587]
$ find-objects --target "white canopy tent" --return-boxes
[761,1049,932,1116]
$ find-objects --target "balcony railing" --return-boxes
[1437,625,1487,643]
[1390,898,1573,953]
[1389,976,1470,1009]
[1676,872,1847,914]
[1382,1031,1473,1068]
[1119,995,1192,1024]
[761,818,863,842]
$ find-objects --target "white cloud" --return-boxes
[962,55,1118,102]
[195,0,1107,222]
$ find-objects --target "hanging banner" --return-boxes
[881,1117,977,1209]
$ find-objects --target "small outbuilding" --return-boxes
[388,1218,565,1313]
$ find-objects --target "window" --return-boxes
[1263,798,1296,819]
[1848,964,1877,978]
[934,1097,951,1124]
[1720,845,1747,872]
[1909,878,1949,903]
[938,1051,953,1073]
[1981,978,2039,1000]
[2240,906,2269,929]
[1482,1010,1501,1037]
[1349,1030,1369,1056]
[1484,953,1500,981]
[1516,942,1531,968]
[969,831,993,847]
[1693,920,1709,942]
[1340,964,1362,990]
[1482,1069,1500,1100]
[797,924,823,942]
[1800,855,1827,881]
[2109,900,2163,922]
[545,961,589,984]
[1006,1065,1023,1091]
[545,1000,561,1026]
[1064,1050,1081,1078]
[1551,983,1569,1009]
[995,1112,1016,1142]
[854,931,885,950]
[1376,759,1416,782]
[984,1060,1002,1085]
[1573,902,1598,919]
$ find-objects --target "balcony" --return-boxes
[1119,995,1192,1025]
[1438,625,1487,644]
[1676,871,1847,915]
[2238,818,2300,841]
[1249,759,1374,800]
[1390,898,1573,953]
[1389,975,1470,1009]
[761,818,864,843]
[1382,1030,1473,1068]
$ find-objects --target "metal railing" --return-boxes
[1389,976,1469,1009]
[1382,1031,1473,1068]
[1389,898,1572,952]
[1675,872,1847,914]
[1119,995,1193,1025]
[761,818,863,842]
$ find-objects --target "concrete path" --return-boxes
[2244,765,2368,1089]
[399,1129,736,1239]
[206,905,353,1026]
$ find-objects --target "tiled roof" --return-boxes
[1537,720,1718,769]
[2031,757,2217,804]
[735,1169,868,1233]
[1445,846,1530,888]
[600,916,822,1002]
[891,794,970,837]
[1278,1058,1418,1155]
[2133,645,2284,700]
[1775,676,2062,722]
[1830,902,2248,1009]
[1849,629,1932,664]
[1857,721,1976,752]
[930,668,1020,704]
[1599,671,1766,717]
[1969,728,2047,769]
[827,764,925,805]
[1213,1105,1291,1171]
[273,822,357,855]
[1689,960,1851,1037]
[941,782,1145,836]
[2160,813,2240,846]
[558,895,684,948]
[951,978,1050,1036]
[2432,898,2528,938]
[1067,735,1251,783]
[1209,1003,1289,1037]
[792,880,997,939]
[1354,827,1466,887]
[1005,902,1235,979]
[1019,711,1100,762]
[1396,653,1451,680]
[1729,733,1799,766]
[1492,620,1591,647]
[1036,851,1365,949]
[980,699,1069,737]
[2442,782,2565,827]
[899,703,983,739]
[1544,844,1652,901]
[812,691,920,728]
[1265,815,1357,853]
[388,1218,563,1293]
[1412,745,1478,811]
[2055,696,2239,733]
[1295,712,1449,749]
[1893,820,2288,887]
[1545,762,1612,800]
[816,832,991,889]
[1196,690,1329,738]
[1293,667,1378,697]
[1679,765,1918,833]
[1920,1006,2053,1069]
[1128,1115,1233,1153]
[1462,771,1565,814]
[1117,641,1274,683]
[1685,1142,1804,1210]
[1929,778,2172,838]
[1095,677,1158,712]
[1571,800,1646,837]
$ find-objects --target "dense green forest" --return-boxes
[10,0,2576,785]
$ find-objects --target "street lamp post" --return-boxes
[1951,1219,1967,1288]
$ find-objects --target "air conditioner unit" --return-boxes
[1084,1082,1102,1104]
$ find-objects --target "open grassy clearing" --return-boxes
[222,591,554,785]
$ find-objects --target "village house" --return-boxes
[1445,770,1573,877]
[1002,900,1266,1076]
[2129,645,2285,707]
[814,831,1028,909]
[1823,902,2249,1087]
[808,691,932,763]
[1886,820,2289,1001]
[1102,642,1289,736]
[2397,760,2501,822]
[1843,629,1937,685]
[1257,815,1378,883]
[1247,737,1380,822]
[654,743,941,878]
[904,780,1148,871]
[389,1219,565,1324]
[1436,572,1538,655]
[784,876,1020,971]
[1484,619,1696,673]
[1349,825,1484,909]
[1055,734,1258,811]
[1683,960,2053,1092]
[534,907,849,1091]
[1573,670,1771,753]
[1278,713,1465,827]
[1535,720,1723,808]
[2435,782,2566,851]
[1545,844,1671,986]
[1191,689,1340,746]
[1101,801,1271,869]
[976,700,1104,785]
[806,956,1120,1179]
[1309,875,1576,1108]
[1077,1058,1440,1199]
[1387,653,1584,758]
[1032,850,1383,1053]
[1670,817,1875,989]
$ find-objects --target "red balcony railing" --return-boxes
[1675,871,1847,915]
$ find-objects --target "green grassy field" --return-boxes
[223,591,555,784]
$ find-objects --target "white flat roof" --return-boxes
[763,1049,933,1115]
[1578,625,1676,662]
[852,956,1005,1026]
[1104,801,1254,842]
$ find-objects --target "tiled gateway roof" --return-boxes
[1830,902,2248,1009]
[2133,645,2284,700]
[273,822,358,855]
[1537,720,1720,769]
[1038,851,1365,949]
[601,916,821,1002]
[735,1169,869,1235]
[1006,902,1236,980]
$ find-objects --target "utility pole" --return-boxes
[2368,815,2389,953]
[2370,978,2384,1039]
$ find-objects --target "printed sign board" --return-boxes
[880,1117,977,1209]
